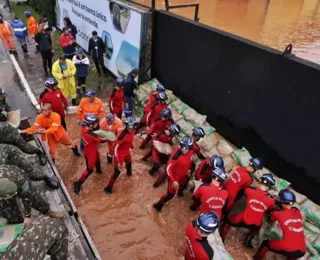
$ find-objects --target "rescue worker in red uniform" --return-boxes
[136,83,166,133]
[191,127,206,160]
[73,114,108,195]
[139,108,173,149]
[185,211,219,260]
[40,78,68,130]
[190,168,228,219]
[104,117,137,194]
[109,77,125,119]
[153,136,194,212]
[144,92,168,127]
[195,155,225,184]
[254,189,306,260]
[221,173,276,248]
[142,123,181,176]
[224,157,263,213]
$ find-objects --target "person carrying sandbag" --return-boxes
[220,173,276,248]
[195,155,225,184]
[190,168,228,220]
[142,123,181,176]
[139,108,173,149]
[99,113,123,164]
[185,211,219,260]
[190,127,206,161]
[254,189,306,260]
[109,77,126,118]
[223,157,263,214]
[73,114,108,195]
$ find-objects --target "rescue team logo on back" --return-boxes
[186,236,195,258]
[206,196,226,208]
[284,218,304,232]
[231,170,241,183]
[249,199,267,212]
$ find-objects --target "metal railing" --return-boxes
[163,0,200,21]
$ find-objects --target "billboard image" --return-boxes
[55,0,147,77]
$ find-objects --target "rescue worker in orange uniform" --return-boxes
[0,16,16,54]
[25,11,39,53]
[77,89,104,152]
[99,113,123,164]
[21,103,80,163]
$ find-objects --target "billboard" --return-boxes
[55,0,148,78]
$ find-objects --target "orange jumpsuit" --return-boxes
[99,117,123,156]
[27,16,38,36]
[25,112,75,159]
[77,97,104,123]
[0,21,16,50]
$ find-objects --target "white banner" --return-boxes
[55,0,145,77]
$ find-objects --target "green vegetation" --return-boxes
[27,0,56,26]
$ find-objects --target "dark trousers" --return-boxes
[40,50,53,75]
[92,56,107,75]
[61,119,67,131]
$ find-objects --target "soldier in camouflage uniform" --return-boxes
[0,88,11,122]
[0,143,59,189]
[0,166,64,224]
[0,122,47,165]
[0,215,68,260]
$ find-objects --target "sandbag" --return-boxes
[312,234,320,252]
[222,155,238,173]
[66,106,78,115]
[207,231,234,260]
[301,200,320,227]
[304,221,320,235]
[273,176,291,191]
[171,136,182,146]
[7,109,20,128]
[197,133,218,152]
[193,180,203,193]
[233,147,252,167]
[166,90,177,104]
[153,140,173,155]
[182,107,207,126]
[169,104,183,122]
[171,99,189,113]
[135,105,145,118]
[292,190,308,205]
[93,130,117,141]
[134,88,149,103]
[206,146,220,158]
[200,122,215,135]
[253,167,270,181]
[217,139,234,156]
[0,223,23,252]
[177,118,194,136]
[265,220,283,240]
[139,79,159,94]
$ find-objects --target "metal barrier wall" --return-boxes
[151,10,320,203]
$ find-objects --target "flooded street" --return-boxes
[137,0,320,63]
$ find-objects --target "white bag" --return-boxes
[222,155,238,173]
[7,109,20,128]
[197,133,218,152]
[217,139,234,156]
[153,140,173,155]
[207,231,233,260]
[66,106,78,115]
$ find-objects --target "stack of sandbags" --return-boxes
[217,139,235,156]
[168,104,183,122]
[139,78,159,95]
[301,200,320,227]
[207,231,234,260]
[182,107,207,127]
[233,147,252,167]
[166,90,178,104]
[223,156,238,173]
[268,176,291,199]
[197,133,218,153]
[171,99,189,114]
[201,122,215,135]
[176,118,195,136]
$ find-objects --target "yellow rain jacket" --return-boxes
[52,59,77,99]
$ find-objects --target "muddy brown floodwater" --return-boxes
[56,114,286,260]
[137,0,320,64]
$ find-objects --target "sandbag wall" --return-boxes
[133,78,320,259]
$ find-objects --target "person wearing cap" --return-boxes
[0,16,16,54]
[35,23,53,76]
[59,27,76,60]
[52,55,77,105]
[123,68,139,118]
[223,157,263,214]
[190,168,228,219]
[253,189,306,260]
[153,136,194,212]
[0,215,68,259]
[0,88,11,122]
[109,77,125,119]
[21,103,80,163]
[99,113,123,164]
[0,166,64,225]
[195,155,225,184]
[11,16,28,54]
[88,31,108,77]
[40,78,68,130]
[104,117,137,194]
[0,122,47,165]
[72,48,90,98]
[220,173,276,248]
[25,11,39,53]
[185,211,219,260]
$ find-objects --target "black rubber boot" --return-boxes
[52,158,56,164]
[37,151,47,166]
[149,164,160,176]
[73,181,84,195]
[104,186,112,194]
[71,146,81,157]
[107,154,113,164]
[82,87,86,97]
[44,176,59,189]
[126,162,132,176]
[153,183,159,188]
[153,203,163,212]
[244,233,254,248]
[71,98,77,106]
[96,163,102,174]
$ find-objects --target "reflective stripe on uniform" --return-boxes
[13,27,27,32]
[52,123,60,126]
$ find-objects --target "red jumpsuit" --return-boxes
[185,220,213,260]
[191,183,228,219]
[141,92,158,125]
[78,128,103,182]
[156,147,193,206]
[152,130,172,164]
[109,87,124,119]
[254,207,306,260]
[40,89,68,121]
[148,91,158,106]
[146,102,167,126]
[192,142,205,160]
[195,157,212,183]
[224,166,253,213]
[107,129,135,188]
